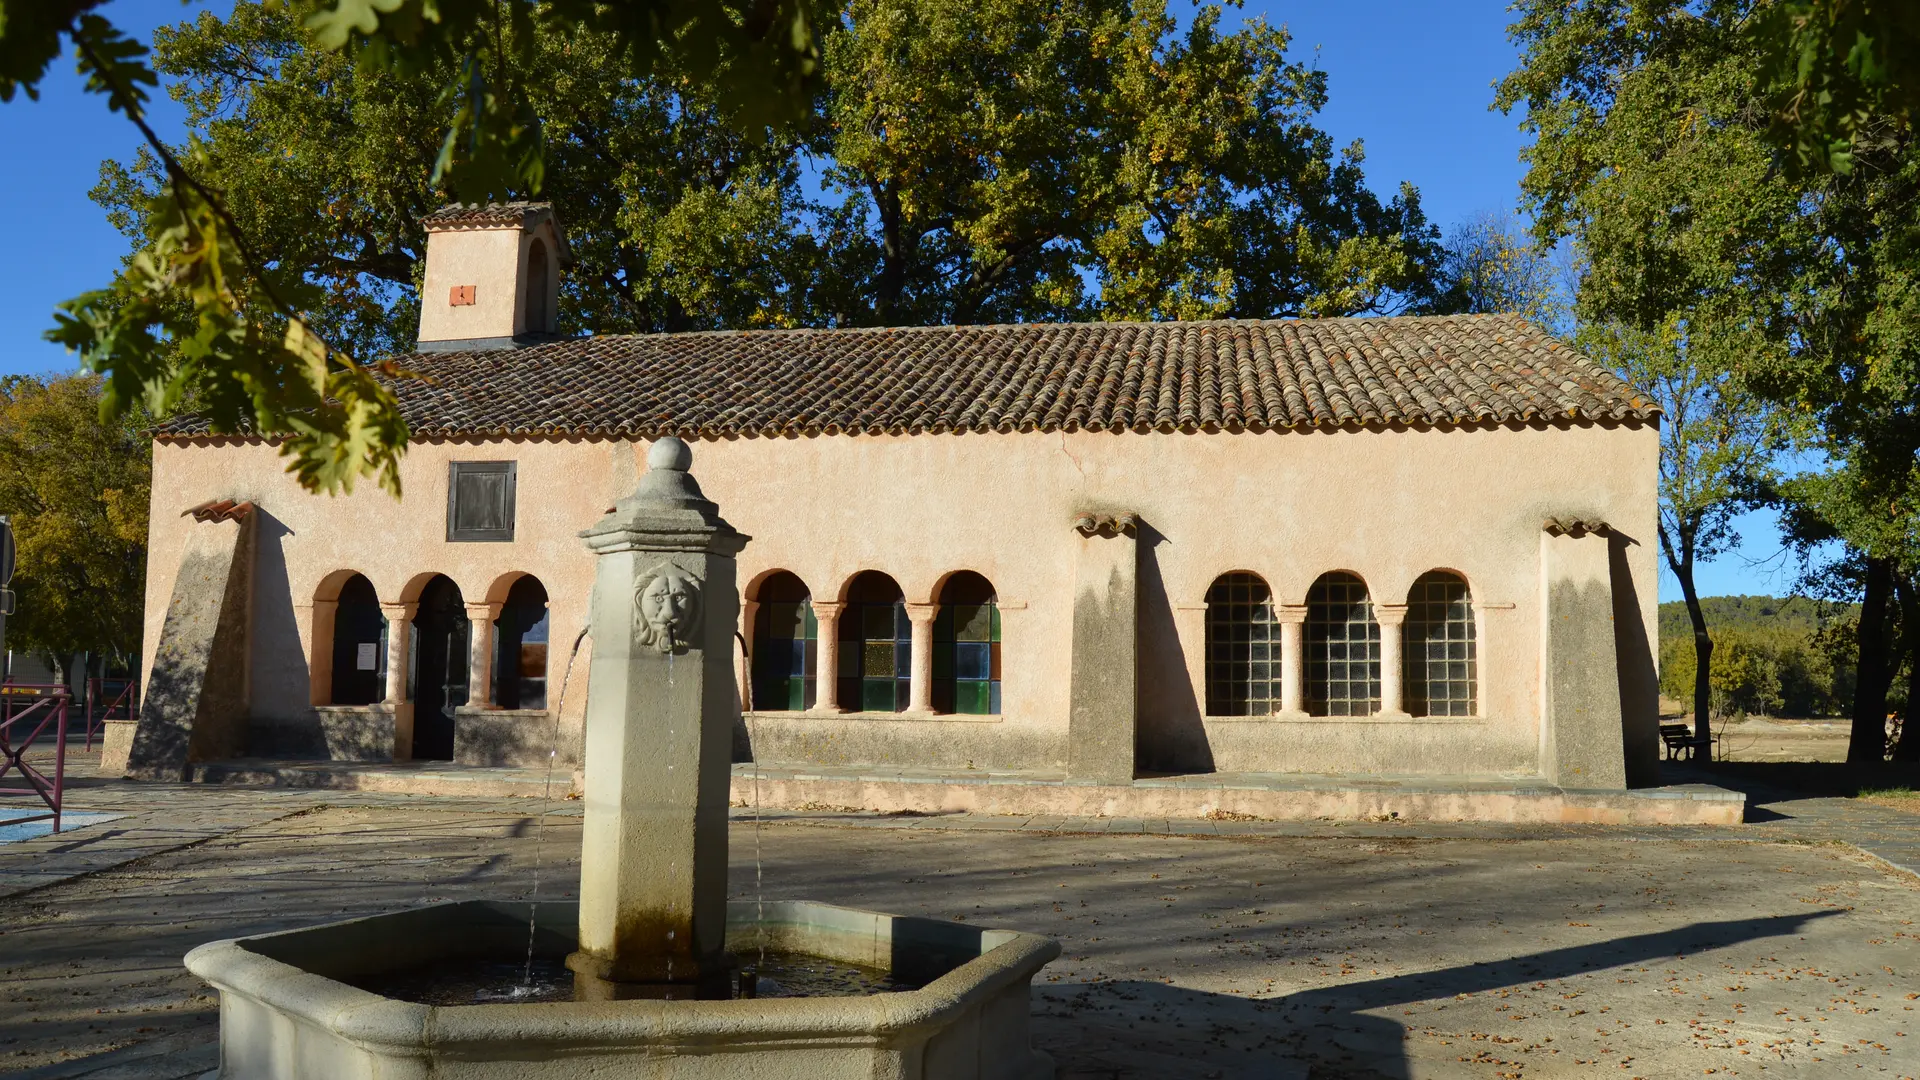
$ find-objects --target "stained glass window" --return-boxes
[750,572,815,711]
[838,572,910,712]
[934,571,1001,715]
[1205,573,1280,716]
[1405,571,1476,717]
[494,575,549,709]
[1305,572,1381,716]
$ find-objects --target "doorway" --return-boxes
[409,576,469,760]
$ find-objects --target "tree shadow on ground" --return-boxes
[1038,911,1838,1079]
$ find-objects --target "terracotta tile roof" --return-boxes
[158,314,1657,441]
[420,202,555,230]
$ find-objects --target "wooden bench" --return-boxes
[1660,723,1722,761]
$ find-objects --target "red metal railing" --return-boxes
[0,682,70,834]
[85,677,138,751]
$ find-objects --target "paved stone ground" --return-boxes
[0,773,1916,1079]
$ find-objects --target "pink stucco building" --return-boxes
[115,204,1665,794]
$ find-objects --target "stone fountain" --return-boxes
[184,438,1058,1078]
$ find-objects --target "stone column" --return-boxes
[569,436,748,999]
[379,601,415,761]
[1540,519,1627,788]
[1277,605,1307,714]
[812,602,844,712]
[465,601,501,707]
[379,602,414,704]
[1375,603,1407,715]
[906,602,938,713]
[1067,512,1138,782]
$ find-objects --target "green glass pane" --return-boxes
[802,604,817,638]
[953,604,993,642]
[864,642,895,676]
[955,679,990,715]
[991,605,1002,643]
[862,678,895,712]
[863,604,894,638]
[785,678,807,712]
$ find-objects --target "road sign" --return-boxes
[0,516,12,586]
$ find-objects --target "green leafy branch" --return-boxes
[0,0,822,494]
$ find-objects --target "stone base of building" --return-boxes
[730,765,1746,826]
[176,758,1745,825]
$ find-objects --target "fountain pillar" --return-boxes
[568,436,748,999]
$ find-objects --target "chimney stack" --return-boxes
[417,202,572,352]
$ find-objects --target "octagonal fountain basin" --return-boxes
[185,899,1058,1080]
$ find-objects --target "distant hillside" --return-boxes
[1657,595,1861,719]
[1657,594,1856,639]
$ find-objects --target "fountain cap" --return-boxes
[648,435,694,473]
[579,434,748,554]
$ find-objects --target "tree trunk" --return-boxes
[1894,574,1920,763]
[1676,561,1714,761]
[1849,556,1895,764]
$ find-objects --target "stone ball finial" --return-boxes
[648,436,693,472]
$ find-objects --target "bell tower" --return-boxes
[416,202,571,352]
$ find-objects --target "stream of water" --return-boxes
[520,623,592,990]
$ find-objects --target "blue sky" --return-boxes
[0,0,1802,600]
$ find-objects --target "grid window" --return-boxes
[934,571,1002,715]
[1205,573,1280,716]
[838,572,910,712]
[1404,571,1476,717]
[1306,572,1380,716]
[751,572,816,711]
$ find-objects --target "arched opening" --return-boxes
[1305,571,1380,717]
[1204,572,1278,716]
[1405,571,1477,717]
[526,238,550,334]
[494,576,549,710]
[750,572,816,712]
[328,574,386,706]
[933,571,1000,715]
[838,571,909,713]
[409,575,469,759]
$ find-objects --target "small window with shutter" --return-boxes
[446,461,517,542]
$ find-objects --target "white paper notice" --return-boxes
[357,643,379,671]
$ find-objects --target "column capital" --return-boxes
[810,600,846,620]
[379,601,417,620]
[1276,604,1309,624]
[1373,603,1408,626]
[464,600,504,621]
[904,601,939,624]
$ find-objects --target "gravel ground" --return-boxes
[1,804,1916,1079]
